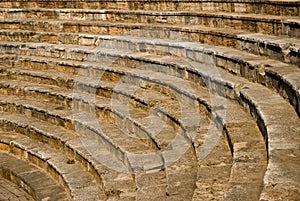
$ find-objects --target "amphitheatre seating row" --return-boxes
[0,150,68,200]
[0,174,36,201]
[0,0,299,200]
[0,41,269,200]
[0,0,299,16]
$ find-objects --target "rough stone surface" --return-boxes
[0,0,299,201]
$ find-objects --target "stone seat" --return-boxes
[0,41,296,200]
[0,112,137,200]
[0,39,298,117]
[0,130,106,200]
[0,0,299,200]
[0,9,298,37]
[0,149,68,200]
[0,175,35,201]
[0,28,299,64]
[1,26,299,62]
[0,0,299,16]
[0,46,270,201]
[0,43,270,199]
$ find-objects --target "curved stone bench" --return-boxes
[0,112,137,200]
[0,150,68,200]
[0,131,106,200]
[1,40,298,118]
[0,0,298,16]
[0,1,298,200]
[0,42,268,199]
[0,9,297,37]
[1,28,299,63]
[0,175,35,201]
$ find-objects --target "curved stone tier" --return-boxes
[0,1,299,201]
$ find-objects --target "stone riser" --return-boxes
[2,54,267,164]
[0,28,241,49]
[0,11,289,36]
[5,56,215,128]
[0,113,137,200]
[1,29,299,66]
[0,96,164,170]
[0,108,201,200]
[0,57,272,200]
[0,54,268,181]
[1,41,298,118]
[0,150,69,200]
[0,132,106,200]
[0,1,299,16]
[0,66,202,156]
[1,61,186,140]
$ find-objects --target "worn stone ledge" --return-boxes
[0,51,268,199]
[0,0,298,16]
[0,132,106,200]
[238,33,300,65]
[0,9,290,35]
[1,39,298,117]
[0,150,68,200]
[0,113,137,200]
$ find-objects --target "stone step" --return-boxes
[283,18,300,37]
[0,112,137,200]
[0,131,106,200]
[0,1,299,16]
[0,43,298,199]
[0,175,35,201]
[0,27,249,49]
[1,40,298,117]
[0,93,162,171]
[1,54,269,199]
[0,53,200,155]
[0,76,182,153]
[0,59,269,199]
[193,123,232,200]
[238,83,300,201]
[1,29,299,65]
[0,11,298,38]
[0,150,68,200]
[237,33,300,64]
[0,99,201,200]
[0,72,204,179]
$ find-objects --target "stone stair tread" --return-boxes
[0,15,293,39]
[4,35,298,91]
[0,93,72,119]
[241,82,300,148]
[0,112,137,199]
[238,32,299,48]
[0,46,267,130]
[0,175,35,201]
[239,82,300,200]
[0,0,299,16]
[0,150,68,201]
[0,23,250,43]
[0,8,297,21]
[4,40,299,120]
[0,5,298,199]
[0,78,73,99]
[0,19,277,46]
[0,111,75,144]
[0,40,298,118]
[0,91,159,157]
[193,131,232,200]
[72,111,158,155]
[0,71,179,153]
[1,54,196,120]
[0,131,106,200]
